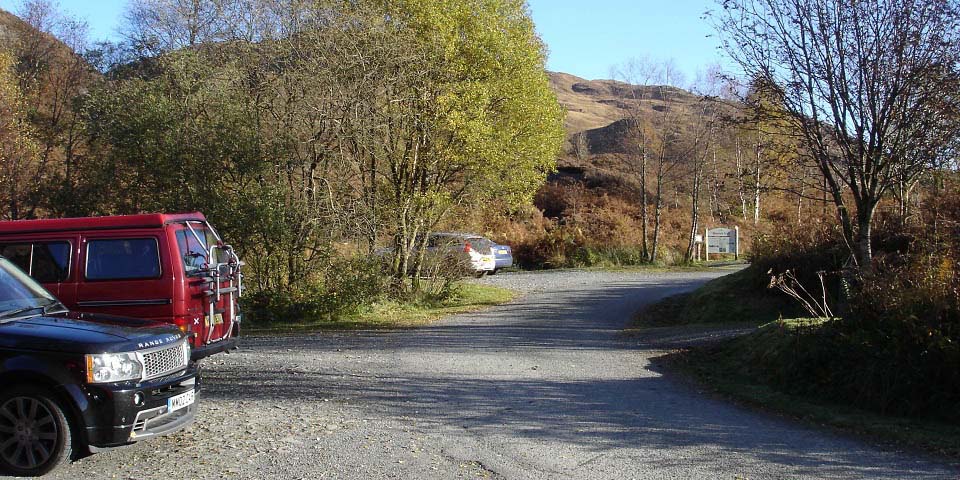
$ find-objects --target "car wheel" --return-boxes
[0,386,74,477]
[488,269,498,276]
[473,271,486,278]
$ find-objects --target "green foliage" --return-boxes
[75,50,314,294]
[664,223,960,421]
[64,0,563,314]
[0,50,41,220]
[364,0,564,285]
[570,245,650,268]
[243,256,390,325]
[704,304,960,422]
[246,283,515,332]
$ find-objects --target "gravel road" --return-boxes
[10,268,959,479]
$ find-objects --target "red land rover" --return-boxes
[0,212,242,360]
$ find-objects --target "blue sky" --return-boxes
[0,0,725,82]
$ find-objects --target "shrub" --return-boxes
[730,239,960,420]
[838,253,960,418]
[243,256,389,325]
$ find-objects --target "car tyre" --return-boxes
[0,386,74,477]
[488,269,498,276]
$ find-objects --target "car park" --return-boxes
[0,213,243,361]
[0,256,198,476]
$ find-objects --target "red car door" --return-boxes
[75,232,176,322]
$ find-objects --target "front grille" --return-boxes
[142,342,187,380]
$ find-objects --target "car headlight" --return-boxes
[85,352,143,383]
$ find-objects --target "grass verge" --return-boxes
[246,283,517,334]
[631,266,802,329]
[521,263,737,275]
[635,268,960,460]
[661,320,960,460]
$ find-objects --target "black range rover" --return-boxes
[0,256,199,476]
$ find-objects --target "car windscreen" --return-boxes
[0,257,56,313]
[175,226,227,275]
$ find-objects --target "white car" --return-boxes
[426,233,496,275]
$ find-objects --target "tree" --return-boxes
[735,76,796,226]
[610,58,686,263]
[96,0,562,297]
[715,0,960,270]
[357,0,564,289]
[0,51,40,220]
[683,69,726,262]
[12,0,98,218]
[681,98,720,263]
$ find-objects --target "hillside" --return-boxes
[0,8,78,59]
[546,71,728,178]
[548,70,727,160]
[493,72,757,267]
[543,71,724,199]
[0,9,29,45]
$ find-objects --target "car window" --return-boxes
[0,242,71,283]
[175,227,227,275]
[176,230,206,274]
[428,235,456,248]
[468,238,493,254]
[31,243,71,282]
[0,257,56,311]
[0,244,31,273]
[86,238,161,280]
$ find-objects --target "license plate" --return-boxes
[498,249,508,254]
[207,313,223,326]
[167,389,195,413]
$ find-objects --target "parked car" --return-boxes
[425,233,496,276]
[0,255,198,476]
[489,242,513,274]
[0,212,243,360]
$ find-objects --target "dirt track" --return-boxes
[15,268,958,479]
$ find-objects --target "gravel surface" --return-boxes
[9,268,959,479]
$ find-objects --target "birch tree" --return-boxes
[716,0,960,269]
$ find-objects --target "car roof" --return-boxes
[431,232,485,238]
[0,212,207,235]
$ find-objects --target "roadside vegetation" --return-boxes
[638,184,960,456]
[667,319,960,459]
[246,283,517,333]
[0,0,562,325]
[633,267,800,328]
[625,0,960,457]
[0,0,959,363]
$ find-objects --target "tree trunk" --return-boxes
[686,158,704,262]
[736,137,748,221]
[640,149,649,262]
[853,202,876,271]
[796,183,804,226]
[753,129,762,226]
[651,156,665,263]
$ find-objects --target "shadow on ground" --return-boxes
[206,271,956,478]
